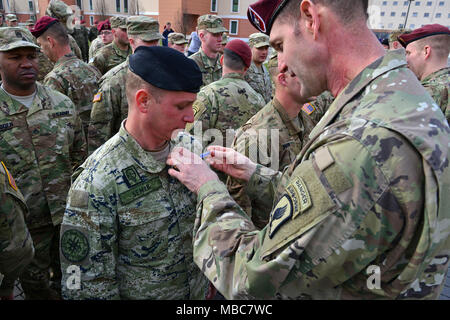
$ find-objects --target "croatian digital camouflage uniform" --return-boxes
[0,162,34,297]
[192,49,450,299]
[190,15,227,87]
[188,72,266,151]
[421,67,449,123]
[90,17,132,75]
[245,33,273,104]
[44,52,101,137]
[60,125,208,299]
[227,91,331,229]
[88,16,163,154]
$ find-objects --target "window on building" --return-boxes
[116,0,121,12]
[426,1,432,5]
[388,23,394,28]
[90,16,94,25]
[412,12,418,17]
[401,12,406,16]
[436,13,442,18]
[232,0,239,13]
[124,0,128,13]
[28,0,33,11]
[211,0,217,12]
[382,1,387,5]
[393,1,398,5]
[381,12,385,16]
[415,1,420,5]
[403,1,409,5]
[30,14,35,21]
[424,12,429,17]
[0,0,3,10]
[399,23,404,28]
[230,20,238,35]
[391,12,396,16]
[76,0,82,9]
[89,0,93,10]
[439,1,444,5]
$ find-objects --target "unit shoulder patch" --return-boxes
[61,229,90,263]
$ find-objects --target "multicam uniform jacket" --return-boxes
[90,41,131,75]
[0,83,87,229]
[189,48,222,88]
[192,50,450,299]
[421,67,449,123]
[44,53,101,137]
[0,162,34,295]
[60,124,209,299]
[244,61,273,104]
[88,60,129,154]
[227,96,328,229]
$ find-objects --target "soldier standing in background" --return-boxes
[88,20,113,62]
[46,0,83,61]
[32,16,101,138]
[5,14,18,27]
[398,24,449,123]
[388,28,410,50]
[168,32,188,53]
[90,16,131,75]
[88,20,99,42]
[72,19,89,62]
[190,15,227,87]
[88,16,163,154]
[0,27,86,299]
[0,162,34,300]
[218,33,228,54]
[245,33,273,103]
[61,46,208,300]
[167,0,450,300]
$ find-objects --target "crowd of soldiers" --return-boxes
[0,0,449,301]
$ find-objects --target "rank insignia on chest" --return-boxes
[92,92,102,103]
[302,103,315,115]
[1,161,17,191]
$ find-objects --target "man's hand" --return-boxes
[205,146,257,182]
[167,147,219,194]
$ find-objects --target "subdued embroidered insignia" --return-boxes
[291,177,312,219]
[60,229,90,263]
[122,166,142,187]
[119,176,162,205]
[302,103,315,115]
[92,92,102,103]
[0,122,13,132]
[1,161,17,191]
[269,194,293,239]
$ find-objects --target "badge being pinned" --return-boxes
[1,161,17,191]
[269,194,293,239]
[302,103,315,115]
[92,92,102,103]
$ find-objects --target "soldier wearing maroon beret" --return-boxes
[168,0,450,300]
[399,24,449,123]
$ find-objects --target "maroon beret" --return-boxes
[247,0,289,35]
[398,24,450,48]
[30,16,59,38]
[97,20,111,32]
[225,39,252,68]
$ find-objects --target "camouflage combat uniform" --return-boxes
[0,162,34,297]
[72,25,89,62]
[44,52,101,138]
[0,83,87,299]
[192,50,450,299]
[90,41,132,75]
[245,61,273,104]
[88,60,128,154]
[421,67,449,123]
[188,72,266,150]
[190,48,222,88]
[60,123,209,300]
[227,95,329,229]
[88,37,104,62]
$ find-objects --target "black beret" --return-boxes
[129,46,203,93]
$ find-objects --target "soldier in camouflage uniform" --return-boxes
[33,17,101,139]
[88,16,163,154]
[398,24,449,123]
[388,28,410,50]
[0,162,34,300]
[227,53,329,229]
[245,33,273,103]
[46,0,83,61]
[190,15,227,87]
[187,40,265,152]
[5,14,18,27]
[0,28,86,299]
[90,16,132,75]
[88,20,113,63]
[168,0,450,300]
[72,19,89,62]
[61,46,208,300]
[168,32,188,53]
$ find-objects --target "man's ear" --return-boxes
[135,89,150,114]
[277,72,287,87]
[301,0,321,40]
[423,45,432,60]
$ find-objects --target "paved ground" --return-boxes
[13,265,450,300]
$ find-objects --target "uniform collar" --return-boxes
[112,41,132,58]
[0,82,48,117]
[54,52,77,68]
[222,72,244,80]
[421,67,450,83]
[200,47,221,70]
[272,97,302,136]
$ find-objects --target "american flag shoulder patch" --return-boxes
[302,103,315,115]
[93,92,102,103]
